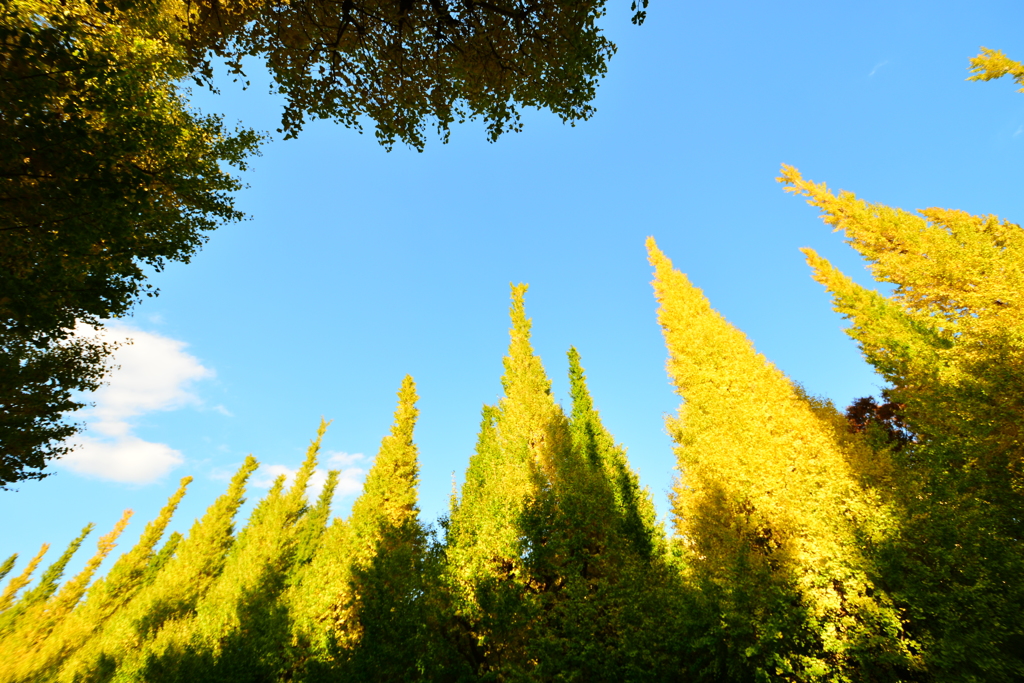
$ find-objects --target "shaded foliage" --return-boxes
[845,393,914,453]
[1,47,1023,682]
[1,0,642,484]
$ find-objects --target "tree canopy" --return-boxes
[2,33,1022,683]
[0,0,645,487]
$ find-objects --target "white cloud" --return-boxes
[869,60,889,77]
[250,451,370,505]
[61,323,214,484]
[62,435,184,484]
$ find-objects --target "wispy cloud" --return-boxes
[250,450,370,504]
[869,60,889,78]
[60,324,214,484]
[1014,124,1023,138]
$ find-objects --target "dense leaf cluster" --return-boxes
[0,0,263,486]
[2,193,1023,679]
[1,46,1022,683]
[0,0,637,486]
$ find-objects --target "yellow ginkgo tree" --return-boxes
[778,160,1024,680]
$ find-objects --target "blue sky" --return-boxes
[3,0,1023,583]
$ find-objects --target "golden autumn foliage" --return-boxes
[969,48,1024,90]
[779,164,1024,680]
[1,45,1022,683]
[286,377,431,680]
[648,237,914,681]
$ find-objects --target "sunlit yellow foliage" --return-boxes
[647,237,913,678]
[447,285,568,588]
[287,377,425,677]
[778,160,1024,678]
[968,47,1024,91]
[0,556,15,586]
[1,480,191,683]
[0,511,131,682]
[443,284,571,674]
[0,544,49,613]
[449,284,569,571]
[117,424,327,680]
[57,457,257,681]
[779,165,1024,470]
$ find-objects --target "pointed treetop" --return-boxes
[498,283,566,477]
[648,236,775,406]
[293,419,331,498]
[451,404,499,520]
[778,165,1023,325]
[567,347,593,420]
[567,346,598,464]
[49,510,132,617]
[782,168,1024,460]
[0,556,15,586]
[0,544,48,613]
[352,375,420,530]
[93,476,192,600]
[18,523,94,609]
[160,454,259,582]
[800,247,949,391]
[648,234,891,576]
[293,469,340,569]
[566,346,658,556]
[501,283,552,403]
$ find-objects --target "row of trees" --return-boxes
[1,148,1022,679]
[0,0,646,488]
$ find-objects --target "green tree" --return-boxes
[186,0,648,148]
[287,378,443,681]
[0,333,115,489]
[1,0,646,487]
[521,347,682,681]
[0,0,263,486]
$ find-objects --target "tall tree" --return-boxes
[0,478,191,683]
[444,284,570,678]
[647,237,914,681]
[780,165,1024,680]
[520,347,682,680]
[122,423,327,683]
[57,457,258,682]
[444,286,680,679]
[287,377,440,681]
